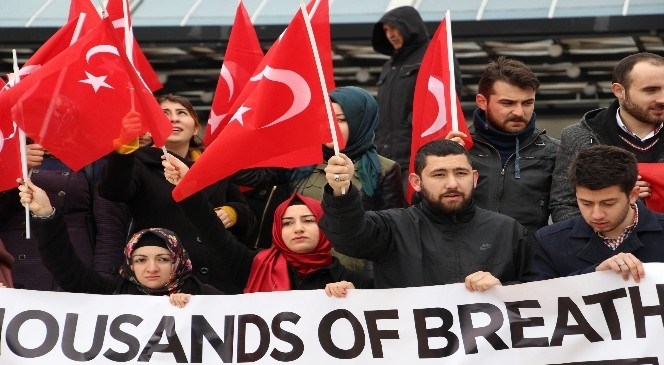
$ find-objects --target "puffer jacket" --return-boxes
[320,184,532,289]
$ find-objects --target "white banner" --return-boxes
[1,263,664,364]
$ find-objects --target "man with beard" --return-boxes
[550,52,664,222]
[529,146,664,281]
[319,140,532,290]
[447,57,559,239]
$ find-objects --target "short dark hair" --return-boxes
[612,52,664,89]
[568,145,638,195]
[414,140,471,175]
[478,56,540,98]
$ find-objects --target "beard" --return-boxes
[420,185,473,215]
[487,109,530,134]
[622,92,664,126]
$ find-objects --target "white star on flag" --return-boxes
[207,109,227,133]
[228,105,251,126]
[79,71,113,92]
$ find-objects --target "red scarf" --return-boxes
[244,193,333,293]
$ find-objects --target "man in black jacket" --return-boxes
[448,57,559,238]
[372,6,429,188]
[320,140,532,290]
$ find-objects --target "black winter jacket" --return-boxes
[178,190,373,294]
[99,147,255,290]
[372,6,429,171]
[320,184,532,289]
[470,116,559,236]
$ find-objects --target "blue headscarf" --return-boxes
[291,87,382,197]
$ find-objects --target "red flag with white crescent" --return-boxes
[172,6,332,202]
[203,0,263,146]
[0,19,171,171]
[408,14,472,203]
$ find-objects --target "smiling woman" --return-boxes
[98,94,256,294]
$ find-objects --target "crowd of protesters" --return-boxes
[1,6,664,311]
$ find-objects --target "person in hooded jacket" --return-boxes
[372,6,462,189]
[17,179,221,307]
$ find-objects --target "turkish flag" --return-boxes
[638,163,664,213]
[105,0,162,92]
[172,7,331,202]
[208,0,340,147]
[203,0,263,146]
[0,19,171,172]
[407,14,472,202]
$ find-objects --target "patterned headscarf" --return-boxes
[119,228,193,295]
[244,193,333,293]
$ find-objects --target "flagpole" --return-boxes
[12,49,31,239]
[445,10,459,132]
[300,2,345,194]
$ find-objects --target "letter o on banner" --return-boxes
[6,310,60,358]
[318,309,365,359]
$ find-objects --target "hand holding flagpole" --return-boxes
[300,1,344,194]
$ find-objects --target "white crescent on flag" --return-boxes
[85,45,120,63]
[250,66,311,129]
[421,76,448,138]
[219,64,234,101]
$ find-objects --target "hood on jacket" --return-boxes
[371,6,429,57]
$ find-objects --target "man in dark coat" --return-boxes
[320,140,532,290]
[448,57,559,239]
[530,145,664,282]
[550,52,664,222]
[372,6,429,188]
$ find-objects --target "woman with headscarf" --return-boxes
[164,159,372,295]
[99,94,255,293]
[18,179,221,306]
[233,86,406,250]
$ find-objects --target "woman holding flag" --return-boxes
[98,94,255,293]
